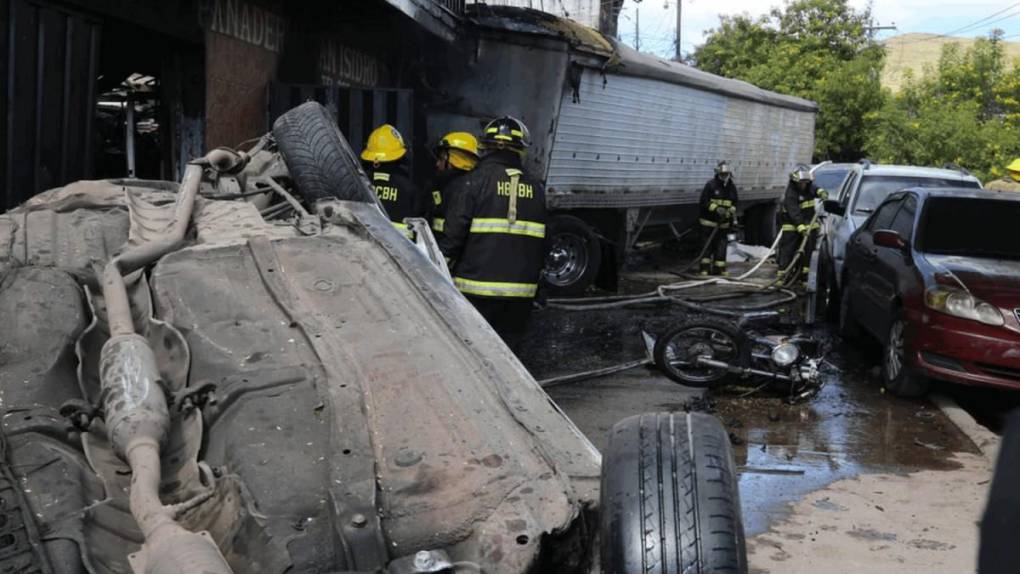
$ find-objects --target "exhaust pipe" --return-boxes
[99,155,235,573]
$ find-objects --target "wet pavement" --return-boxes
[520,256,987,536]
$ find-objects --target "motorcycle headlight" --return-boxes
[924,286,1004,326]
[771,342,800,367]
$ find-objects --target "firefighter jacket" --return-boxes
[780,181,828,232]
[427,169,466,237]
[365,162,424,232]
[438,151,547,299]
[699,177,739,229]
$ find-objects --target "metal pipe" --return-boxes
[97,153,232,573]
[696,357,793,381]
[538,358,652,388]
[126,100,136,178]
[103,163,203,336]
[258,177,311,218]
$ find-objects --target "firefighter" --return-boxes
[361,124,423,234]
[984,158,1020,192]
[697,161,739,276]
[438,116,546,350]
[778,165,828,284]
[428,131,480,239]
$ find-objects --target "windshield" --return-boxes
[812,168,850,193]
[853,176,978,215]
[920,197,1020,260]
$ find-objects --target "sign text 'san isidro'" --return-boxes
[318,38,383,88]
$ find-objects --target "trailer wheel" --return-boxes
[271,102,376,203]
[601,412,747,574]
[542,215,602,296]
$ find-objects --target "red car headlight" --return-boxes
[924,286,1005,326]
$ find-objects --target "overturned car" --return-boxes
[0,103,744,573]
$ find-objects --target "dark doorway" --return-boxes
[1,0,101,210]
[92,17,202,182]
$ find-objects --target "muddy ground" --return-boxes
[519,249,1008,572]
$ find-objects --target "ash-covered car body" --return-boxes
[0,104,745,574]
[0,129,601,573]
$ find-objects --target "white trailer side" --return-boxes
[428,6,818,293]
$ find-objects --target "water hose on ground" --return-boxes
[545,226,795,313]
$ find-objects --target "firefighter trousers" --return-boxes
[699,223,729,276]
[777,228,817,283]
[465,295,533,351]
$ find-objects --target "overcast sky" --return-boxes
[617,0,1020,57]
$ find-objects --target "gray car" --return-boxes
[817,162,981,314]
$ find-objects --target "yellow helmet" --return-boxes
[436,131,479,171]
[361,124,407,164]
[1007,157,1020,177]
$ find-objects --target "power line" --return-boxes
[897,2,1020,45]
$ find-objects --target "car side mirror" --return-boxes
[823,199,845,216]
[873,229,908,252]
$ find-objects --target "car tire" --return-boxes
[838,284,861,341]
[271,102,376,204]
[601,412,747,574]
[653,316,749,388]
[815,250,841,323]
[882,317,931,397]
[542,215,602,296]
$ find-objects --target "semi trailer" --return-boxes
[427,6,818,293]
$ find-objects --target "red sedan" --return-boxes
[839,188,1020,396]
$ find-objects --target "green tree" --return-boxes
[865,36,1020,182]
[692,0,885,160]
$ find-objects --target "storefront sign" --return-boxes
[207,0,286,53]
[318,38,385,87]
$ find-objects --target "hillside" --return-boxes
[882,33,1020,92]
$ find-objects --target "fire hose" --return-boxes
[544,211,820,314]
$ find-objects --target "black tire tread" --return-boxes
[271,102,376,203]
[602,412,747,574]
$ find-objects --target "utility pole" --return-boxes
[635,3,641,52]
[675,0,682,61]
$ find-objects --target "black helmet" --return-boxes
[480,116,531,151]
[715,161,732,177]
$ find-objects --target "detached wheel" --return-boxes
[654,317,749,388]
[542,215,602,296]
[601,412,747,574]
[883,317,931,397]
[271,102,376,203]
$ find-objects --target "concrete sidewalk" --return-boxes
[748,452,990,573]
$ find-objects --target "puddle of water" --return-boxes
[521,302,982,537]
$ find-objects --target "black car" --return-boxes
[839,188,1020,397]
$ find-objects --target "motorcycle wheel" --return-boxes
[654,316,750,388]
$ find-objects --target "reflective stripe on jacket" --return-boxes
[438,151,548,299]
[366,163,424,227]
[699,176,739,227]
[780,181,826,226]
